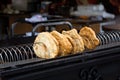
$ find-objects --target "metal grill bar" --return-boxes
[97,31,120,45]
[32,21,73,36]
[11,21,73,37]
[0,43,37,64]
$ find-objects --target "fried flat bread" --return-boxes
[62,29,84,54]
[79,26,100,49]
[51,31,72,56]
[33,42,47,58]
[64,35,75,53]
[82,36,96,49]
[33,32,59,59]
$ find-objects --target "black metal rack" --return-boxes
[0,31,120,80]
[0,42,120,80]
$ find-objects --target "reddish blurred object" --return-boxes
[109,0,120,14]
[109,0,120,7]
[88,0,97,4]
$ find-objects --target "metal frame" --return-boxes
[10,21,73,37]
[32,21,73,35]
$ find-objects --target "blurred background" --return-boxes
[0,0,120,40]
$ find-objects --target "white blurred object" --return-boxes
[77,4,104,11]
[14,9,20,14]
[71,4,115,19]
[102,12,115,19]
[25,14,48,23]
[25,32,39,37]
[3,4,14,14]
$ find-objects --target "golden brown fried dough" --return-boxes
[51,31,72,56]
[62,29,84,54]
[33,42,47,58]
[82,36,96,49]
[62,29,79,39]
[79,26,100,49]
[33,32,59,59]
[64,35,76,53]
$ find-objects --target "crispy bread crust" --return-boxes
[62,29,85,54]
[51,31,72,56]
[79,26,100,49]
[33,32,59,59]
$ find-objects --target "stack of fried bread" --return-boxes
[62,29,84,54]
[33,26,100,59]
